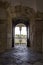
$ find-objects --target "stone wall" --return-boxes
[0,20,7,52]
[34,20,43,52]
[6,17,12,49]
[36,0,43,12]
[29,19,43,52]
[0,7,12,52]
[29,18,36,51]
[0,8,7,52]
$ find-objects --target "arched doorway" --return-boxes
[14,23,27,46]
[12,19,30,47]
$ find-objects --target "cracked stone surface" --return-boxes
[0,44,43,65]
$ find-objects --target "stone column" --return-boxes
[27,26,30,47]
[12,23,14,47]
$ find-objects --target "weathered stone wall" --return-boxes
[0,7,12,52]
[0,21,7,52]
[29,19,43,53]
[29,20,34,50]
[29,18,36,51]
[33,20,43,52]
[0,8,7,52]
[6,16,12,49]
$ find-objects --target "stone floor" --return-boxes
[0,44,43,65]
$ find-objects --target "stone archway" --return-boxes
[7,5,37,51]
[11,5,35,49]
[12,18,30,47]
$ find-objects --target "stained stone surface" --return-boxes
[0,44,43,65]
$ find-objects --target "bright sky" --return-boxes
[15,27,27,35]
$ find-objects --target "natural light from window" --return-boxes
[15,27,27,35]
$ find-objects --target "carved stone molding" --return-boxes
[15,5,35,15]
[9,5,35,20]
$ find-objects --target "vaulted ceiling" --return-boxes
[1,0,43,12]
